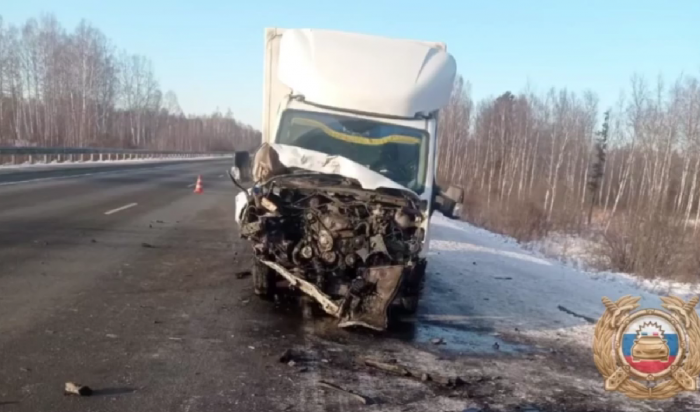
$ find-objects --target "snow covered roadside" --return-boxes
[426,214,700,346]
[525,230,700,299]
[0,155,226,170]
[414,214,700,410]
[290,213,700,411]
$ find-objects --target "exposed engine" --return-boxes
[238,172,427,330]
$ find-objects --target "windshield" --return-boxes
[275,109,429,194]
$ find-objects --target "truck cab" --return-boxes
[259,28,459,255]
[231,28,460,331]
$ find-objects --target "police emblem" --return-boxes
[593,295,700,399]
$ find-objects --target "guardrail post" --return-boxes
[99,153,103,161]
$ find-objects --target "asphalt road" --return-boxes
[0,159,306,411]
[5,159,693,412]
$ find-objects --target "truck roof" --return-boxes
[277,28,457,118]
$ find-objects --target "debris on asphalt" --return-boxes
[430,337,445,345]
[494,277,512,280]
[141,242,155,248]
[105,334,118,339]
[279,349,295,363]
[19,367,30,373]
[556,305,597,324]
[91,239,97,243]
[64,382,93,397]
[235,270,252,279]
[287,360,296,367]
[168,337,183,341]
[362,358,465,388]
[363,358,410,376]
[155,220,165,224]
[318,380,371,405]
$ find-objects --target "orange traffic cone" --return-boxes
[193,175,203,194]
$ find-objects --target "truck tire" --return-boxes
[399,260,427,314]
[400,296,420,314]
[253,259,276,300]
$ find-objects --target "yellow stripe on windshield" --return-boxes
[291,118,421,146]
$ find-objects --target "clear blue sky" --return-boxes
[4,0,699,129]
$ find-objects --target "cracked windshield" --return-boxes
[276,109,429,193]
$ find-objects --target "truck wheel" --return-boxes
[400,296,420,314]
[253,259,276,300]
[399,261,427,314]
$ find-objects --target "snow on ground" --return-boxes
[0,155,226,169]
[525,231,602,270]
[526,229,700,298]
[394,214,700,410]
[426,214,700,349]
[289,213,700,411]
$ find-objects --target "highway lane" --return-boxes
[0,160,306,412]
[0,158,224,186]
[1,159,644,412]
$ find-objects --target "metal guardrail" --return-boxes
[0,146,232,165]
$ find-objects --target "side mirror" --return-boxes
[434,185,463,219]
[233,151,252,183]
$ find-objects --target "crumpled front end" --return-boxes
[236,144,427,331]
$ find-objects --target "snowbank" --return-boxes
[0,155,225,170]
[425,214,700,349]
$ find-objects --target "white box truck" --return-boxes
[231,28,462,331]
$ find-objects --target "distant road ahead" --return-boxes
[0,157,229,186]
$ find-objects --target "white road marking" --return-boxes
[104,203,138,215]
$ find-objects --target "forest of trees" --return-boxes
[3,13,696,280]
[436,74,700,281]
[0,14,259,152]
